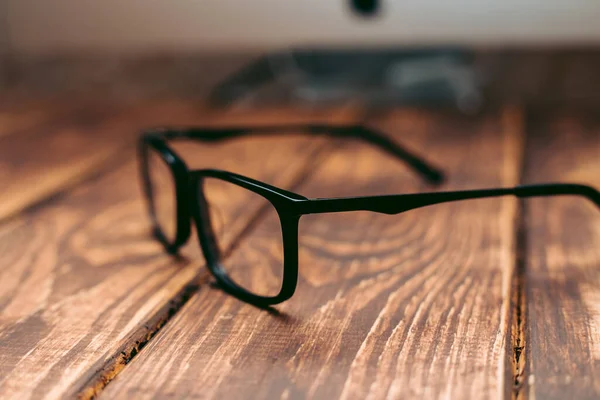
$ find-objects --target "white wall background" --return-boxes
[2,0,600,55]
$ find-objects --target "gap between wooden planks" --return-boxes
[100,107,525,399]
[520,110,600,399]
[0,103,360,399]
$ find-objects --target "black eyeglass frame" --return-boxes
[139,125,600,307]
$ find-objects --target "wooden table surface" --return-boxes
[0,98,598,400]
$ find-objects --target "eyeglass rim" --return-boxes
[140,135,304,305]
[139,129,600,307]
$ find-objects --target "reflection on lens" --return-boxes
[203,178,284,297]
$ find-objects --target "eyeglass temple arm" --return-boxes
[299,183,600,215]
[159,125,444,184]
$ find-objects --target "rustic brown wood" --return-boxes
[477,50,600,110]
[521,111,600,399]
[101,107,523,399]
[0,102,70,139]
[0,102,126,222]
[0,99,215,223]
[6,50,600,109]
[0,99,252,223]
[4,54,255,100]
[0,104,357,399]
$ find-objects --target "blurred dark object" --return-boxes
[208,48,483,113]
[350,0,380,16]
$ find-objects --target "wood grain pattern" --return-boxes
[101,108,523,399]
[0,109,132,221]
[0,98,273,223]
[0,105,357,399]
[522,111,600,399]
[0,99,220,223]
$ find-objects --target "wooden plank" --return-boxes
[0,102,71,139]
[0,99,122,139]
[3,54,256,100]
[102,108,523,399]
[0,105,356,399]
[0,99,218,223]
[521,111,600,399]
[0,101,127,222]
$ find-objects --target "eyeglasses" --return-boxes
[139,125,600,306]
